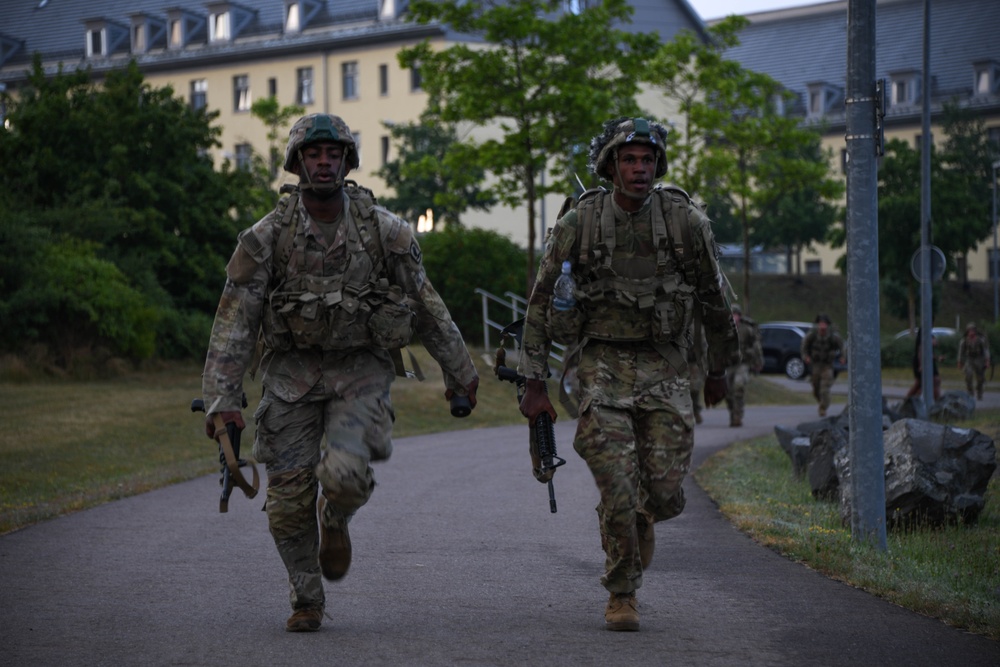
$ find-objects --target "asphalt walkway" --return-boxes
[2,381,998,666]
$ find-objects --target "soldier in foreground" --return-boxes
[726,305,762,427]
[801,313,845,417]
[202,114,478,632]
[518,117,738,632]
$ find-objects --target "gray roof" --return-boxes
[718,0,1000,127]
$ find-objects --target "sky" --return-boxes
[687,0,821,20]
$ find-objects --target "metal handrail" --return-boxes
[475,288,564,368]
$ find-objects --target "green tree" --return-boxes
[0,56,265,362]
[377,115,496,226]
[419,226,527,344]
[646,18,842,313]
[399,0,660,290]
[250,96,304,182]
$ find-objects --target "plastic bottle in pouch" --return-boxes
[552,261,576,311]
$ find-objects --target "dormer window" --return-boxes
[806,81,843,118]
[888,70,920,107]
[974,60,1000,96]
[210,10,230,41]
[206,2,257,43]
[166,9,206,50]
[286,0,323,33]
[83,19,128,59]
[130,13,166,54]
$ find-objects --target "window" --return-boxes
[211,11,230,42]
[87,29,104,57]
[380,135,390,165]
[379,64,388,96]
[170,19,182,47]
[990,249,1000,280]
[133,25,145,53]
[805,260,822,275]
[410,66,422,92]
[285,2,300,32]
[234,75,250,112]
[342,61,359,100]
[988,126,1000,151]
[974,61,1000,96]
[268,78,277,98]
[190,79,207,111]
[235,143,252,171]
[297,67,314,105]
[353,131,362,165]
[889,72,919,107]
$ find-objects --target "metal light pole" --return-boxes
[993,159,1000,324]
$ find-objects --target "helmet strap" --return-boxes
[297,147,347,199]
[612,155,648,202]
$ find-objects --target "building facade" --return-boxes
[716,0,1000,281]
[0,0,706,246]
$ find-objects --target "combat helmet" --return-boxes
[587,117,669,182]
[283,113,360,173]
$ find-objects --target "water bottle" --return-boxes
[552,261,576,311]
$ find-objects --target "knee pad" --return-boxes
[316,449,374,516]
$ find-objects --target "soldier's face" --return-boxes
[299,141,346,182]
[613,145,656,196]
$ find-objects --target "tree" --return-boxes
[250,96,304,182]
[376,115,495,226]
[0,56,267,363]
[399,0,660,290]
[645,17,843,314]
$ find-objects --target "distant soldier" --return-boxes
[958,322,991,400]
[726,305,762,427]
[801,314,844,417]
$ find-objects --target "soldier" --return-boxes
[958,322,991,400]
[726,305,763,427]
[801,313,845,417]
[518,117,738,632]
[202,114,479,632]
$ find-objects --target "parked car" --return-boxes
[892,327,956,340]
[757,321,847,381]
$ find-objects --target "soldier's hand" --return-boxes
[520,378,557,425]
[445,377,480,409]
[704,373,728,408]
[205,411,245,439]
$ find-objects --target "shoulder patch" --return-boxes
[376,207,414,255]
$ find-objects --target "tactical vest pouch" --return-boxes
[547,297,585,346]
[368,286,415,350]
[651,284,695,345]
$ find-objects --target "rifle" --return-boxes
[190,394,260,513]
[494,318,566,513]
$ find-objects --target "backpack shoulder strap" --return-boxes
[571,187,608,269]
[655,185,698,282]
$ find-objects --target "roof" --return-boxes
[714,0,1000,126]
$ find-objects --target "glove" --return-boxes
[704,373,728,408]
[205,410,245,439]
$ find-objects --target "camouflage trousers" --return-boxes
[963,359,987,398]
[573,342,694,595]
[725,363,750,422]
[810,363,836,412]
[252,383,394,613]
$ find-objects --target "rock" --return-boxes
[807,427,848,501]
[836,418,997,527]
[774,425,810,477]
[928,390,976,423]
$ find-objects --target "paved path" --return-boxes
[2,386,998,666]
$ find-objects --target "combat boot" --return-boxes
[730,415,742,427]
[604,592,639,631]
[318,496,351,581]
[636,515,654,570]
[285,607,323,632]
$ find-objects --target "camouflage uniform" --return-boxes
[519,121,737,596]
[958,324,990,399]
[801,322,843,417]
[203,115,477,618]
[726,309,762,427]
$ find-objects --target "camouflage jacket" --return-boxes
[734,318,763,369]
[801,329,843,365]
[959,334,990,364]
[518,190,738,380]
[202,189,477,415]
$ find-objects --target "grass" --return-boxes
[695,412,1000,641]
